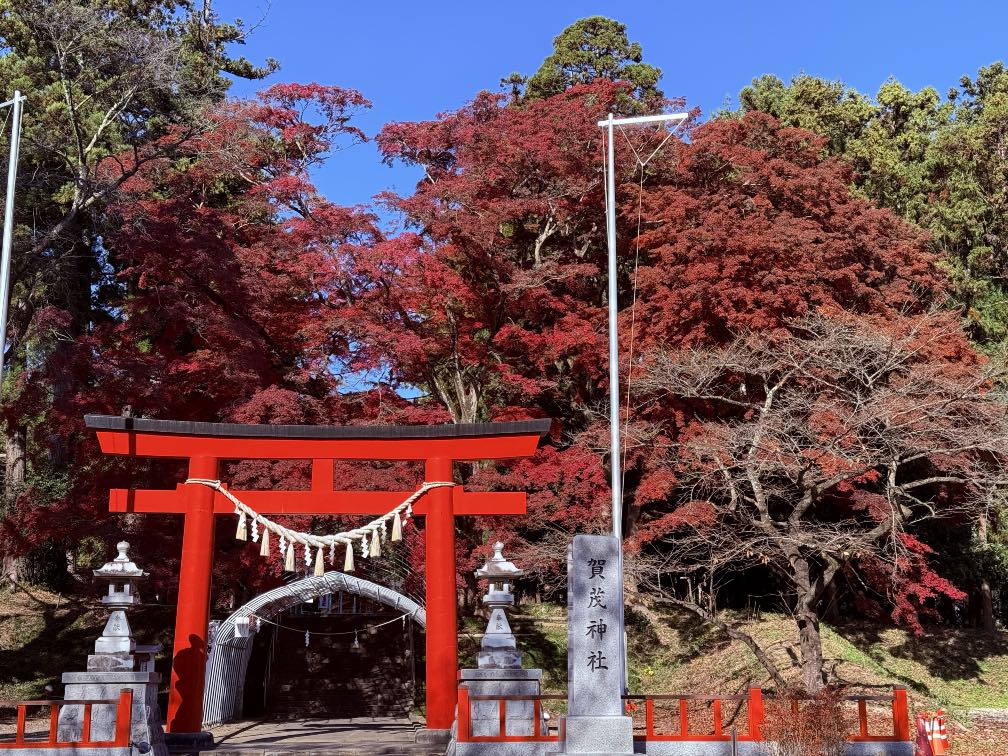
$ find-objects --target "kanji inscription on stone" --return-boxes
[566,534,624,717]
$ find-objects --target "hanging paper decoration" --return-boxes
[344,542,355,573]
[183,479,454,576]
[305,630,310,648]
[260,528,270,557]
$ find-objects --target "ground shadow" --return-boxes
[835,621,1008,696]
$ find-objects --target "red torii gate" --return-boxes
[85,414,550,737]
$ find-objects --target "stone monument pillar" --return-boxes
[456,542,545,749]
[557,534,633,756]
[58,541,168,756]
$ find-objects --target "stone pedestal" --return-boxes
[460,668,545,738]
[59,671,167,756]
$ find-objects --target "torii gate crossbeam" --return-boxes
[85,414,550,737]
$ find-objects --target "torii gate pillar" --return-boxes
[86,415,550,738]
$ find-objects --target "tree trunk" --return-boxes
[797,613,826,693]
[790,553,827,693]
[3,424,25,501]
[980,579,996,634]
[978,511,997,634]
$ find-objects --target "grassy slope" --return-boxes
[0,581,175,700]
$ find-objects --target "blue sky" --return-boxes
[216,1,1007,216]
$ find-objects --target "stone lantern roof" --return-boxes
[94,541,147,610]
[94,540,147,579]
[475,541,524,581]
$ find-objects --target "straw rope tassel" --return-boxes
[391,511,402,542]
[369,528,381,558]
[344,542,355,572]
[284,542,295,572]
[260,528,270,557]
[313,547,325,577]
[235,512,247,541]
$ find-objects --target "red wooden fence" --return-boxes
[455,686,911,744]
[0,690,133,749]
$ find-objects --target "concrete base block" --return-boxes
[460,667,546,740]
[164,730,214,753]
[59,671,167,756]
[457,742,558,756]
[845,743,913,756]
[559,715,634,755]
[416,728,453,745]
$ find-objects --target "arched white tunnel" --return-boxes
[202,571,426,726]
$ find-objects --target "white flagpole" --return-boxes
[599,110,687,539]
[599,110,688,694]
[0,91,25,390]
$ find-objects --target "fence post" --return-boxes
[48,704,58,745]
[14,705,25,745]
[114,690,133,746]
[82,703,93,745]
[892,687,910,741]
[457,687,471,741]
[748,688,765,741]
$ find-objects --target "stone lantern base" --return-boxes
[58,670,167,756]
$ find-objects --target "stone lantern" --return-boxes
[455,541,544,746]
[91,541,146,662]
[474,541,524,669]
[58,540,167,756]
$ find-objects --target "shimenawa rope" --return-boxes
[185,478,454,575]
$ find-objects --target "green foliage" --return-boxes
[737,73,875,156]
[522,16,662,111]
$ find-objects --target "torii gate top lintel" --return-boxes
[86,413,551,737]
[85,414,551,460]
